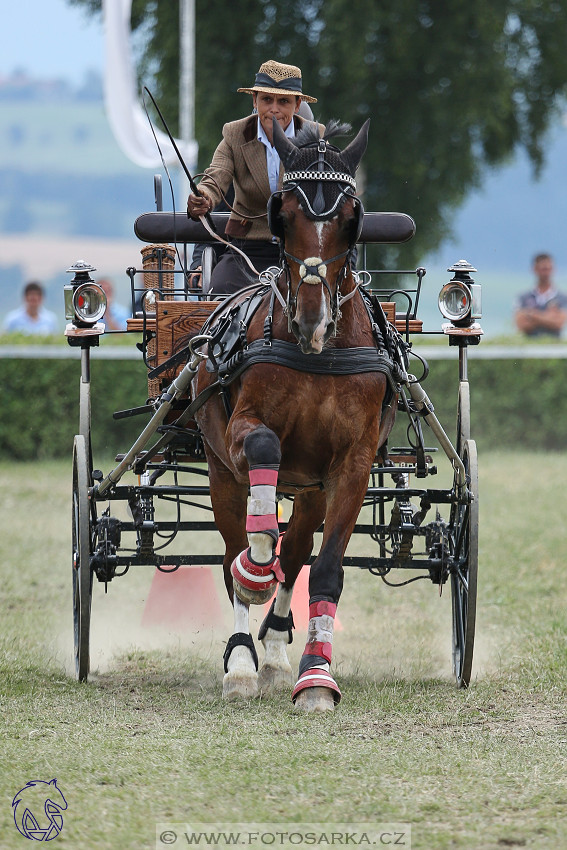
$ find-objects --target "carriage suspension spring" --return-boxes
[132,472,157,556]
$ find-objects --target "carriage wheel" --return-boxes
[72,434,94,682]
[456,380,470,457]
[450,439,478,688]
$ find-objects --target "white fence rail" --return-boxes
[1,344,567,361]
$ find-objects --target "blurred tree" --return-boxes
[69,0,567,263]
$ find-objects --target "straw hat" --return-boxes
[237,60,317,103]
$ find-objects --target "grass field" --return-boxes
[1,455,566,850]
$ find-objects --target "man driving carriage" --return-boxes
[186,60,320,294]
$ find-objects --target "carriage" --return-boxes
[69,121,481,708]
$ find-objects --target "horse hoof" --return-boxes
[294,686,336,713]
[258,663,294,694]
[222,672,258,700]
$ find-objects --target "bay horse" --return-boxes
[192,118,398,711]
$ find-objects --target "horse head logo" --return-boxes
[12,778,67,841]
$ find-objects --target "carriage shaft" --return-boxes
[94,352,205,497]
[406,380,467,491]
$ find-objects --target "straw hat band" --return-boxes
[254,71,302,93]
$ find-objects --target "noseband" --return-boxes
[274,138,362,330]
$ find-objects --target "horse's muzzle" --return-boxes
[291,317,336,354]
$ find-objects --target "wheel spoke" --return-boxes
[454,565,469,593]
[453,504,469,561]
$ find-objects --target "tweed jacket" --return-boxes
[197,113,317,241]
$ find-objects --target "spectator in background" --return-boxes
[98,278,130,330]
[2,281,58,335]
[515,253,567,337]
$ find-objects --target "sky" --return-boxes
[1,0,104,80]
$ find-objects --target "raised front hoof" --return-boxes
[294,686,336,713]
[258,662,294,695]
[222,671,259,701]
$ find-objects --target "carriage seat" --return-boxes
[128,210,421,390]
[133,211,416,246]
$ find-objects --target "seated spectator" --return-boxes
[515,253,567,337]
[98,278,130,330]
[2,281,58,335]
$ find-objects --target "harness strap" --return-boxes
[218,339,394,382]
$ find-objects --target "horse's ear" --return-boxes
[341,119,370,175]
[272,118,298,169]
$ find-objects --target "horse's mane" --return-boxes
[294,119,352,149]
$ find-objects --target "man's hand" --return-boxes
[187,193,213,220]
[188,267,202,289]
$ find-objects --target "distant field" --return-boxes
[1,455,566,849]
[0,102,144,176]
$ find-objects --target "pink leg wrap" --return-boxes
[292,599,341,704]
[247,467,279,540]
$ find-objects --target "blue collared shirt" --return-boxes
[257,117,296,194]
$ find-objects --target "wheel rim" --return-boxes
[72,435,93,681]
[450,439,478,687]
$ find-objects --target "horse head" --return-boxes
[270,118,369,354]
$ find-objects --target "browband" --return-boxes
[283,170,356,189]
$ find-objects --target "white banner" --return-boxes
[102,0,197,169]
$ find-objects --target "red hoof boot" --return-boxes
[231,548,284,605]
[292,667,342,705]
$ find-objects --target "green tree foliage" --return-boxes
[69,0,567,263]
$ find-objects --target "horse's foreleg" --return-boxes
[293,461,372,712]
[229,425,284,606]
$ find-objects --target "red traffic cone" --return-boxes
[142,566,225,630]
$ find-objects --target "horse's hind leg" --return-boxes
[257,490,326,694]
[257,584,294,693]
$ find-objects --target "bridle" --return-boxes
[270,137,364,331]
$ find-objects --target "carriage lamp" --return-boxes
[438,260,482,329]
[64,261,107,331]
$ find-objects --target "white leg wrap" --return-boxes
[249,484,277,517]
[308,614,335,645]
